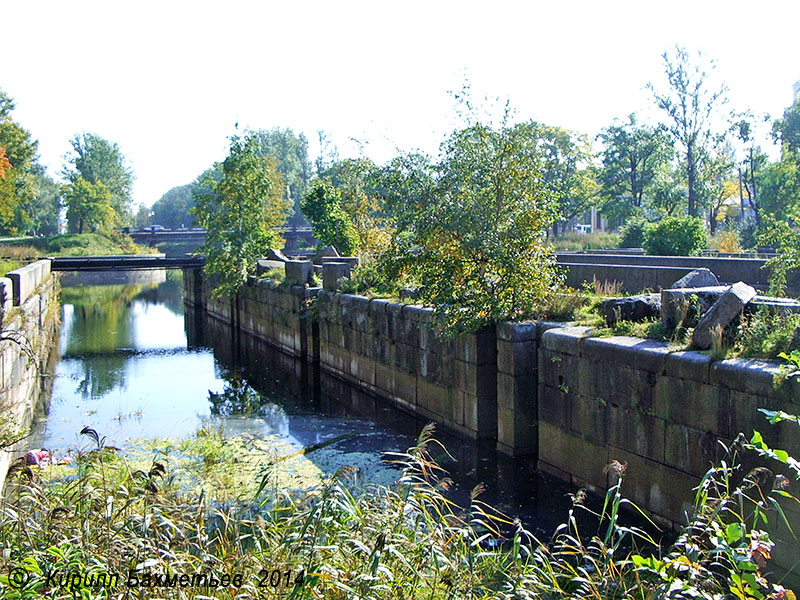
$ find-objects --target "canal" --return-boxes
[31,272,621,541]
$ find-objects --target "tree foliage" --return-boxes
[597,115,674,226]
[0,88,44,235]
[63,177,115,234]
[192,134,290,297]
[643,215,708,256]
[648,46,730,217]
[63,133,134,230]
[374,120,562,332]
[248,128,311,225]
[300,178,359,255]
[520,122,595,235]
[151,183,197,229]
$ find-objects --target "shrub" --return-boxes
[709,229,743,253]
[732,309,800,359]
[553,231,620,251]
[643,215,707,256]
[618,217,647,248]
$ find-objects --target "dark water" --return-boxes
[33,274,660,543]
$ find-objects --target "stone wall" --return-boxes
[536,325,800,581]
[556,252,800,292]
[0,260,60,493]
[316,291,497,439]
[183,266,800,581]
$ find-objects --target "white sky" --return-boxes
[2,0,799,207]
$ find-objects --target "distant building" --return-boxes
[794,79,800,102]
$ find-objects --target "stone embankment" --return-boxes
[184,261,800,581]
[0,260,60,492]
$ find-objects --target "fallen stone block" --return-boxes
[672,268,719,289]
[601,294,661,325]
[313,245,339,265]
[692,281,757,349]
[745,296,800,316]
[266,248,289,262]
[661,286,729,330]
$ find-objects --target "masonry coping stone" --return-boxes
[497,321,538,342]
[540,326,593,355]
[582,335,670,373]
[710,358,793,399]
[665,350,712,383]
[692,282,757,349]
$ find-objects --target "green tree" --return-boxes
[597,114,674,226]
[249,128,311,225]
[133,203,151,228]
[0,89,39,235]
[25,165,62,236]
[300,178,359,255]
[192,134,290,297]
[648,46,730,217]
[519,122,595,236]
[64,177,115,234]
[63,133,134,229]
[376,120,561,332]
[151,183,197,229]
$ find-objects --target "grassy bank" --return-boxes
[0,232,156,261]
[0,423,795,599]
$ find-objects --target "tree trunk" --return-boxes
[687,145,696,217]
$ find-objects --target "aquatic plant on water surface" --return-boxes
[0,420,797,599]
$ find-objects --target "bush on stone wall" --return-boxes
[643,215,708,256]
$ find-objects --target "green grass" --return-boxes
[0,232,156,257]
[0,423,795,599]
[553,231,621,251]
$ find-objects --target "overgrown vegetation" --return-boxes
[551,231,620,251]
[1,420,797,599]
[192,134,291,297]
[643,215,708,256]
[0,232,152,257]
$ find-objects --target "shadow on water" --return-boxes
[187,304,670,544]
[34,271,670,547]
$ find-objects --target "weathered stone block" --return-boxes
[539,350,581,394]
[671,268,719,289]
[539,422,609,491]
[0,277,12,316]
[538,384,571,429]
[661,285,728,330]
[7,261,47,306]
[606,447,696,524]
[664,423,718,476]
[322,262,352,291]
[655,377,731,436]
[665,350,712,383]
[497,339,537,376]
[710,358,789,398]
[601,294,661,326]
[312,244,339,265]
[286,259,313,286]
[456,327,497,365]
[540,326,592,355]
[392,369,417,406]
[608,404,666,462]
[496,321,538,342]
[417,378,453,422]
[570,393,608,446]
[463,391,497,439]
[581,336,669,374]
[692,281,757,349]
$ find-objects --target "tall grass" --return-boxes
[0,422,796,599]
